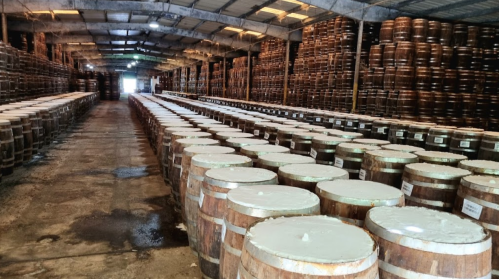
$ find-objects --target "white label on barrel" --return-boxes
[377,128,385,133]
[462,199,482,220]
[434,137,444,144]
[299,113,304,118]
[334,157,344,168]
[199,189,205,208]
[230,121,233,127]
[495,142,499,150]
[292,113,297,118]
[460,141,470,148]
[401,181,414,196]
[359,123,365,129]
[290,141,295,149]
[396,131,404,137]
[316,117,321,122]
[335,120,341,125]
[310,148,317,159]
[221,221,227,242]
[254,129,260,136]
[359,169,366,180]
[275,139,279,145]
[329,118,335,123]
[347,121,353,126]
[264,132,270,139]
[414,133,423,140]
[285,112,289,116]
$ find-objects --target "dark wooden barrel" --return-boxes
[414,42,431,67]
[467,26,480,47]
[369,45,383,68]
[478,132,499,161]
[458,160,499,176]
[162,127,200,182]
[393,17,412,43]
[365,206,492,279]
[37,108,52,145]
[334,143,381,179]
[382,144,425,153]
[220,186,320,279]
[0,115,23,167]
[263,123,288,143]
[290,132,321,155]
[344,115,360,132]
[3,112,33,162]
[275,127,306,148]
[278,163,349,192]
[418,91,434,116]
[449,129,484,159]
[360,150,418,187]
[371,119,393,140]
[395,42,415,67]
[456,47,472,70]
[383,44,396,67]
[431,67,445,92]
[17,110,40,154]
[358,117,376,138]
[430,43,442,67]
[394,66,415,90]
[401,163,471,211]
[440,23,454,46]
[198,167,277,279]
[383,66,396,90]
[453,24,468,47]
[415,150,467,166]
[441,46,454,69]
[310,135,351,165]
[406,123,436,148]
[396,90,417,116]
[412,18,428,42]
[239,216,379,279]
[317,180,404,226]
[427,21,441,43]
[0,119,14,175]
[388,121,412,144]
[245,118,270,134]
[380,20,394,44]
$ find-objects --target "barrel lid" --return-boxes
[297,124,322,130]
[458,160,499,175]
[165,127,200,133]
[247,118,270,124]
[12,110,36,116]
[292,132,322,139]
[183,145,234,157]
[205,167,277,185]
[0,115,21,121]
[227,185,319,213]
[404,163,471,179]
[278,164,349,182]
[414,151,467,161]
[365,207,487,244]
[171,131,211,138]
[261,123,285,129]
[316,180,404,206]
[457,127,484,133]
[208,127,241,133]
[197,124,228,129]
[225,138,268,146]
[373,119,395,125]
[337,143,381,153]
[482,131,499,139]
[185,115,209,119]
[312,135,351,144]
[191,154,252,168]
[328,130,363,139]
[216,132,254,139]
[382,144,425,153]
[277,127,305,134]
[0,119,11,125]
[429,126,456,132]
[245,216,376,264]
[365,150,418,160]
[175,138,219,146]
[346,115,359,120]
[453,129,484,136]
[258,153,315,167]
[192,119,221,124]
[161,122,191,127]
[461,175,499,192]
[2,112,30,118]
[241,145,290,156]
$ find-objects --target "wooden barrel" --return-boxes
[327,130,363,140]
[394,66,415,90]
[412,18,428,42]
[16,110,39,154]
[197,123,227,132]
[275,127,305,148]
[365,206,491,279]
[215,132,253,145]
[278,163,348,192]
[0,119,14,175]
[383,44,396,67]
[162,127,199,181]
[240,144,289,165]
[2,112,33,162]
[192,119,221,127]
[353,138,390,146]
[220,185,320,279]
[380,20,394,44]
[427,21,441,43]
[430,43,443,67]
[406,123,435,148]
[453,23,468,47]
[186,154,251,256]
[453,175,499,277]
[360,150,418,187]
[0,116,23,167]
[371,119,393,140]
[426,126,456,151]
[458,160,499,176]
[393,17,412,43]
[449,129,484,159]
[388,121,411,144]
[415,67,431,91]
[317,180,404,226]
[440,22,454,46]
[395,42,415,67]
[310,135,351,165]
[256,153,315,173]
[254,122,281,141]
[208,127,241,136]
[381,144,425,153]
[358,117,376,138]
[369,45,383,68]
[334,143,381,179]
[224,138,267,153]
[290,132,321,155]
[441,46,454,69]
[239,215,379,279]
[478,132,499,161]
[457,47,473,70]
[401,163,471,211]
[415,150,468,166]
[198,167,277,279]
[344,115,359,132]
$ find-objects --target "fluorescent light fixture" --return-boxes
[259,7,283,15]
[67,42,80,45]
[133,55,139,59]
[31,10,51,14]
[149,22,159,28]
[80,42,95,45]
[127,64,131,68]
[282,0,304,4]
[89,66,93,69]
[32,10,79,14]
[132,62,136,66]
[287,13,308,19]
[224,26,244,33]
[245,31,262,36]
[87,64,91,67]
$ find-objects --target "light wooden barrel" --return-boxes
[334,143,381,179]
[290,132,321,155]
[162,127,200,182]
[458,160,499,176]
[256,153,316,173]
[276,127,306,148]
[381,144,425,153]
[310,135,351,165]
[215,132,254,145]
[478,132,499,161]
[278,163,349,192]
[157,122,191,161]
[401,163,471,211]
[239,216,380,279]
[365,206,492,279]
[240,144,290,165]
[425,126,456,152]
[450,128,484,159]
[414,150,467,166]
[360,150,418,187]
[353,138,390,146]
[453,175,499,278]
[317,180,404,226]
[220,185,320,279]
[186,154,251,256]
[198,167,277,279]
[224,138,268,153]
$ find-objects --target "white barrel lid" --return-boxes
[205,167,277,184]
[317,180,403,206]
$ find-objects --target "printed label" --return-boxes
[334,157,344,168]
[275,139,280,146]
[230,122,233,127]
[462,199,483,220]
[460,141,470,148]
[254,129,260,136]
[310,148,317,159]
[335,120,341,125]
[359,123,365,129]
[434,137,444,144]
[359,169,366,180]
[299,113,304,118]
[285,112,289,116]
[292,113,297,118]
[199,189,205,208]
[264,132,270,139]
[290,141,295,149]
[221,221,227,242]
[347,121,353,126]
[237,271,241,279]
[495,142,499,150]
[377,127,385,133]
[414,133,423,140]
[396,131,404,137]
[315,117,321,122]
[401,181,414,196]
[329,118,335,123]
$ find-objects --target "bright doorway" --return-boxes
[123,78,137,93]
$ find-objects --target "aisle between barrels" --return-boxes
[0,97,200,278]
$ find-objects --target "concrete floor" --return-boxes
[0,96,201,278]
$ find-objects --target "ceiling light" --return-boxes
[133,55,139,59]
[132,62,136,66]
[31,10,51,14]
[67,42,80,45]
[80,42,95,45]
[87,64,91,67]
[259,7,283,15]
[149,22,159,28]
[245,31,262,36]
[224,26,244,33]
[287,13,308,19]
[89,66,93,69]
[127,64,131,68]
[53,10,79,14]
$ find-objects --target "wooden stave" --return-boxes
[0,121,14,175]
[361,151,418,187]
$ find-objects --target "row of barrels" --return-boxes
[135,93,497,279]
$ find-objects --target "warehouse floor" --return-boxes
[0,96,201,278]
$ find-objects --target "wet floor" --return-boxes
[0,95,201,278]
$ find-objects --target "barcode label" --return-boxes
[396,131,404,137]
[329,118,335,123]
[460,141,470,148]
[495,142,499,150]
[310,148,317,159]
[347,121,353,126]
[462,199,483,220]
[359,169,366,180]
[414,133,423,140]
[290,141,295,149]
[334,157,344,168]
[335,120,341,125]
[359,123,365,129]
[315,117,321,122]
[292,113,297,118]
[264,132,270,139]
[221,221,227,242]
[299,114,304,118]
[401,181,414,196]
[377,128,385,133]
[199,189,205,208]
[434,137,443,144]
[254,129,260,136]
[230,122,233,127]
[285,112,289,116]
[275,139,279,146]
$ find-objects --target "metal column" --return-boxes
[1,13,7,43]
[246,50,251,101]
[222,56,226,98]
[351,20,364,113]
[283,38,290,106]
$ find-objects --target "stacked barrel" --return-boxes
[196,62,208,95]
[209,62,224,97]
[188,65,198,94]
[180,67,189,93]
[227,56,249,100]
[173,68,181,92]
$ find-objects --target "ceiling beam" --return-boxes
[447,6,499,20]
[263,3,311,23]
[416,0,489,15]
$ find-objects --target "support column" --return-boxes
[283,37,290,106]
[246,50,251,101]
[206,62,210,96]
[352,20,364,113]
[51,44,55,61]
[222,55,226,98]
[62,51,66,65]
[1,13,7,43]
